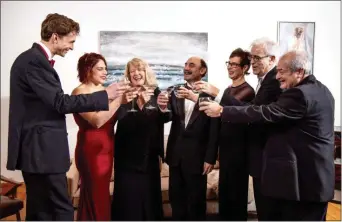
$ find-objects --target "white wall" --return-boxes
[1,1,340,181]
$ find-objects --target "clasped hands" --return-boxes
[157,86,198,110]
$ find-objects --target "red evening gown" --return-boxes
[73,113,116,221]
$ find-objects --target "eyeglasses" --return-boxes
[225,61,241,68]
[248,55,269,62]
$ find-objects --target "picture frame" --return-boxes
[277,21,315,74]
[99,31,208,90]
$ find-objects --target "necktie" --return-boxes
[49,59,55,67]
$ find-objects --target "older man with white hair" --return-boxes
[195,37,283,220]
[200,50,335,221]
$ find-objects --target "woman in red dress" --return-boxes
[71,53,124,221]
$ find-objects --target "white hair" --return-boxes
[285,50,312,75]
[250,37,280,60]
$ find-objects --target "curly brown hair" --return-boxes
[41,13,80,41]
[77,53,107,83]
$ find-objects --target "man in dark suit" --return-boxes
[7,13,128,221]
[200,50,335,221]
[157,56,220,220]
[194,38,282,220]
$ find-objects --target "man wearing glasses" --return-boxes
[199,50,334,221]
[194,37,282,221]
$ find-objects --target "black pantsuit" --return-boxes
[221,68,282,221]
[112,158,163,221]
[218,82,255,221]
[111,91,167,221]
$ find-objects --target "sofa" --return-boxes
[66,135,256,218]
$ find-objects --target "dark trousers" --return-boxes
[111,168,163,221]
[253,176,272,221]
[266,198,328,221]
[22,172,74,221]
[169,164,207,221]
[218,166,249,221]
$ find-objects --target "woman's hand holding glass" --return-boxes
[141,84,158,110]
[121,86,139,104]
[116,76,139,112]
[139,86,155,104]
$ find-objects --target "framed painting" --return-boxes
[277,21,315,73]
[99,31,208,90]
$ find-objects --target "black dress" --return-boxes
[218,82,255,221]
[111,88,168,221]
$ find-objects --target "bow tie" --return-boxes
[184,84,192,90]
[49,59,55,67]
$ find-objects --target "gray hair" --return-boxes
[250,37,280,60]
[285,50,312,75]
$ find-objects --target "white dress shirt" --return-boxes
[37,41,53,60]
[255,66,275,94]
[184,95,196,128]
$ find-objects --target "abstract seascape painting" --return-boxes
[99,31,208,90]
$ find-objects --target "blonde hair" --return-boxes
[124,58,157,85]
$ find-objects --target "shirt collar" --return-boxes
[37,41,53,60]
[258,65,275,82]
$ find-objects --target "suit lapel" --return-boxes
[256,66,277,96]
[186,101,200,129]
[32,43,61,83]
[176,97,186,127]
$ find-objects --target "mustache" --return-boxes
[184,71,192,75]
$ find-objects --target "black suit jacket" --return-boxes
[7,43,109,173]
[221,75,335,202]
[165,91,220,174]
[221,67,282,177]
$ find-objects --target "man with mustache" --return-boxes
[157,56,219,220]
[194,38,283,220]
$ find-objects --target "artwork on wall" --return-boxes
[99,31,208,90]
[277,21,315,73]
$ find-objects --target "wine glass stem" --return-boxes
[132,99,135,110]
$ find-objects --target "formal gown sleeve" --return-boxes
[234,86,255,102]
[221,88,306,124]
[26,62,109,114]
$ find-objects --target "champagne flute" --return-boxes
[142,84,158,110]
[173,84,184,98]
[123,76,138,113]
[161,86,175,112]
